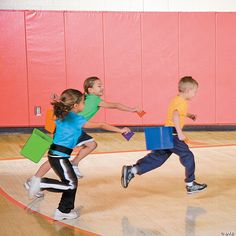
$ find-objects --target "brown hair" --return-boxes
[178,76,198,93]
[83,76,100,94]
[51,89,84,120]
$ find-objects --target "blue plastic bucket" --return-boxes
[144,126,174,150]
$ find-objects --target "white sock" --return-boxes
[131,166,138,175]
[186,182,193,187]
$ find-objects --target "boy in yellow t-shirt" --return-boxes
[121,76,207,194]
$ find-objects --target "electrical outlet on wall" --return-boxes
[34,106,42,116]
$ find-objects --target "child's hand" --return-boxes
[188,113,197,121]
[132,107,142,113]
[121,127,131,134]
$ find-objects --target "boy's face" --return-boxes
[88,79,104,96]
[186,85,198,100]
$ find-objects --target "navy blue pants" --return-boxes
[136,135,195,183]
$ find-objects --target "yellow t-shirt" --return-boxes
[165,95,188,129]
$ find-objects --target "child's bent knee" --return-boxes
[86,141,97,150]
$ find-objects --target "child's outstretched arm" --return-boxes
[173,110,186,141]
[99,101,141,113]
[83,121,131,134]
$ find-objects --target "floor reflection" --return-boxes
[25,199,84,236]
[25,196,44,213]
[121,205,206,236]
[122,216,163,236]
[185,206,206,236]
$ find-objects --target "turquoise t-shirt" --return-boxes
[52,112,87,157]
[78,94,102,121]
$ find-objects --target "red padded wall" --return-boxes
[0,10,236,127]
[25,11,66,126]
[142,13,179,125]
[216,13,236,123]
[179,13,216,125]
[0,11,29,127]
[103,12,143,125]
[65,12,105,122]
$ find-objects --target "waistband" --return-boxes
[49,143,73,155]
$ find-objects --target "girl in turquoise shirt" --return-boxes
[26,78,135,198]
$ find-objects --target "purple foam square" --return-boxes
[122,131,135,141]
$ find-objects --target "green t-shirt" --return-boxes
[78,94,102,121]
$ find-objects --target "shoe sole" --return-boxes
[54,215,79,221]
[121,166,128,188]
[77,175,83,179]
[187,186,207,194]
[35,192,44,198]
[24,182,30,190]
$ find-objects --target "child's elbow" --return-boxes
[99,123,106,129]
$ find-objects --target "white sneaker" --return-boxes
[24,178,44,198]
[72,165,83,178]
[28,176,41,199]
[54,209,79,221]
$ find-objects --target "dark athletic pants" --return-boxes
[40,155,78,213]
[136,135,196,183]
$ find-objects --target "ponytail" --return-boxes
[51,89,84,120]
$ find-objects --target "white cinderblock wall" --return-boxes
[1,0,236,11]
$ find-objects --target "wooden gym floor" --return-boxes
[0,131,236,236]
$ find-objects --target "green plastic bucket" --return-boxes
[20,128,53,163]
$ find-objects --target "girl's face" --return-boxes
[73,97,85,113]
[88,79,104,96]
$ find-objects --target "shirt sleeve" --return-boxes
[77,115,87,128]
[172,98,185,115]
